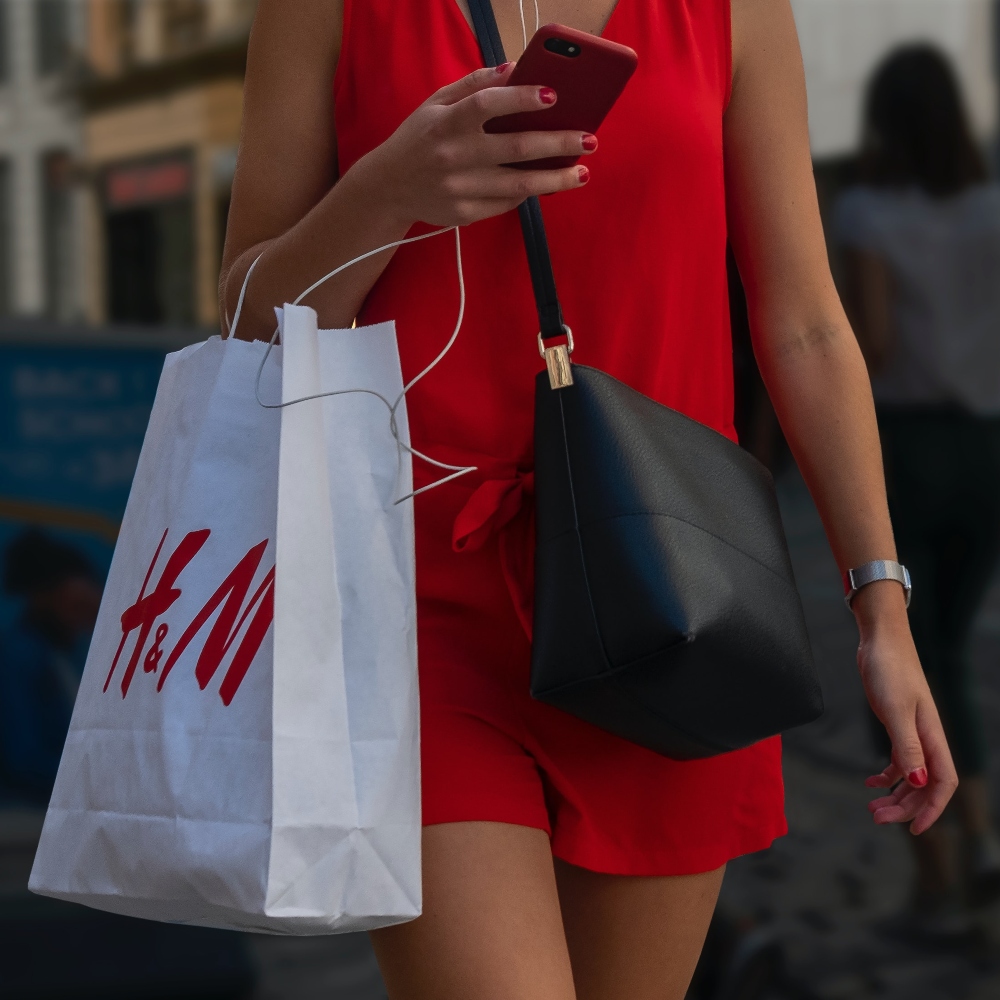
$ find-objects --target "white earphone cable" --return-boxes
[518,0,541,54]
[229,226,476,504]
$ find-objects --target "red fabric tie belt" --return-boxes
[451,466,535,639]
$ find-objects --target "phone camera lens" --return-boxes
[543,37,582,57]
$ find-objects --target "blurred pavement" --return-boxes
[719,469,1000,1000]
[3,464,998,999]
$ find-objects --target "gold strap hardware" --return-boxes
[538,326,575,389]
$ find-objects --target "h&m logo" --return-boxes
[103,529,274,705]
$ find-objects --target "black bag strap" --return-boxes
[466,0,567,342]
[467,0,506,66]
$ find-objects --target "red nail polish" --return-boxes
[577,165,590,183]
[581,133,598,151]
[495,61,513,73]
[539,87,557,105]
[908,767,928,788]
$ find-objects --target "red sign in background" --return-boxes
[105,158,192,209]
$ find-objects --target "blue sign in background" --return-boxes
[0,344,169,628]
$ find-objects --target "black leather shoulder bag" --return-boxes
[467,0,823,759]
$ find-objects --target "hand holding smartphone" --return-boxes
[485,24,638,169]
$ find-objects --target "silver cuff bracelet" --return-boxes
[843,559,912,609]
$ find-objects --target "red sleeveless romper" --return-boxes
[334,0,786,875]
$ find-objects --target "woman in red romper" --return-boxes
[224,1,957,996]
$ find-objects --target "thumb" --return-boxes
[888,717,928,788]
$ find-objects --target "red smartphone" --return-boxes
[484,24,638,169]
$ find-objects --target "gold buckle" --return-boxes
[537,326,574,389]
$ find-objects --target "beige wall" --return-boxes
[87,0,257,75]
[83,79,244,326]
[793,0,997,158]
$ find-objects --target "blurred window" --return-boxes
[42,151,75,322]
[0,158,11,315]
[162,0,207,56]
[105,154,195,326]
[114,0,140,70]
[34,0,71,77]
[214,0,258,36]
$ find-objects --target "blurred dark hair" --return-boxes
[3,528,95,596]
[860,44,988,197]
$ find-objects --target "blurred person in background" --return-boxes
[0,529,101,808]
[836,44,1000,932]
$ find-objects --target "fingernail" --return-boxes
[495,61,513,73]
[908,768,928,788]
[577,165,590,183]
[539,87,557,105]
[581,133,598,151]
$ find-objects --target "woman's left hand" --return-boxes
[854,584,958,834]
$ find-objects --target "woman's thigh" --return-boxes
[369,822,576,1000]
[554,858,725,1000]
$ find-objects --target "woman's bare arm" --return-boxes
[726,0,956,832]
[221,0,594,341]
[220,0,373,337]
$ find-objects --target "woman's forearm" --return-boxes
[221,156,413,341]
[756,313,899,567]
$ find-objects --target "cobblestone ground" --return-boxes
[250,468,1000,999]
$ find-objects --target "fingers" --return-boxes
[884,704,928,791]
[407,72,589,227]
[865,698,959,835]
[513,164,590,198]
[456,82,558,127]
[430,63,515,106]
[865,762,901,788]
[868,784,921,825]
[486,129,596,165]
[447,163,589,205]
[910,701,959,835]
[502,164,590,197]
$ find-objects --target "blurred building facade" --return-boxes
[79,0,255,329]
[0,1,84,322]
[0,0,993,334]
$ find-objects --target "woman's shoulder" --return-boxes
[246,0,345,88]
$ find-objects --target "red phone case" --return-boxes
[484,24,638,169]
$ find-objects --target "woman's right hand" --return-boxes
[356,63,595,228]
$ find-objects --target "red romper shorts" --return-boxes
[335,0,788,875]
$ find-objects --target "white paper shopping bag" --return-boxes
[29,305,421,934]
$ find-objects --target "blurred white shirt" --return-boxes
[834,182,1000,415]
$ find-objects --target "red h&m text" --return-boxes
[104,528,274,705]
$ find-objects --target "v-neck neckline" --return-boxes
[449,0,626,62]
